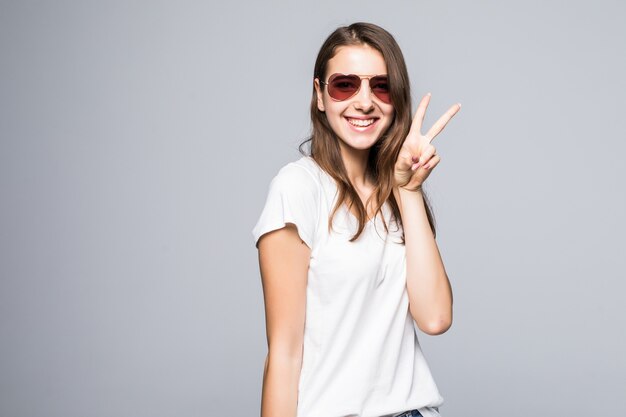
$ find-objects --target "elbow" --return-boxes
[267,344,304,368]
[411,309,453,336]
[419,318,452,335]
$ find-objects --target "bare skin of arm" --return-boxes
[393,93,461,335]
[257,223,310,417]
[393,186,453,335]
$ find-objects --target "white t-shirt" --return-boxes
[252,156,444,417]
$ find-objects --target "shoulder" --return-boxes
[252,156,323,249]
[271,156,322,194]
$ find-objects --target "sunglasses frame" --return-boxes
[319,73,391,104]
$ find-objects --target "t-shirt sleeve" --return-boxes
[252,163,320,249]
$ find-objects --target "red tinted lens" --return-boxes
[369,75,391,103]
[326,74,391,104]
[327,74,361,101]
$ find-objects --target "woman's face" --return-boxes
[314,44,395,155]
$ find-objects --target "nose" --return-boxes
[353,79,374,111]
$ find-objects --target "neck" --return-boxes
[338,142,371,189]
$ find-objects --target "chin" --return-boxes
[339,136,381,152]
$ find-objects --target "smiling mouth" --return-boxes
[346,117,377,127]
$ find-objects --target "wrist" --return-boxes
[397,184,423,193]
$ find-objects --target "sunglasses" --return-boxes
[319,73,391,104]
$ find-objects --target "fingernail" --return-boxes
[458,102,462,107]
[427,92,432,96]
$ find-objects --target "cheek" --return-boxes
[328,114,345,132]
[383,109,395,128]
[324,102,344,120]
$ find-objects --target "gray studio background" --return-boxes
[1,1,625,416]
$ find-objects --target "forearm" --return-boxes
[260,352,302,417]
[394,186,453,335]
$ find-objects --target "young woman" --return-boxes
[252,22,461,417]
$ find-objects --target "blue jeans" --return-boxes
[393,410,423,417]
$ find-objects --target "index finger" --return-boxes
[410,93,432,134]
[425,103,462,142]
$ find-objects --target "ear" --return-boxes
[314,78,325,112]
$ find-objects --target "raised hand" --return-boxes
[394,93,461,191]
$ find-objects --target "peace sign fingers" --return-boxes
[394,93,461,189]
[425,102,462,142]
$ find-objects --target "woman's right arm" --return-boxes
[257,223,311,417]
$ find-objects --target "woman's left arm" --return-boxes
[392,93,461,335]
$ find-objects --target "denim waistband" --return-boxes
[393,409,423,417]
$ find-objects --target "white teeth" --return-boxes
[347,118,375,127]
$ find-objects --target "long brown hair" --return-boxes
[298,22,436,243]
